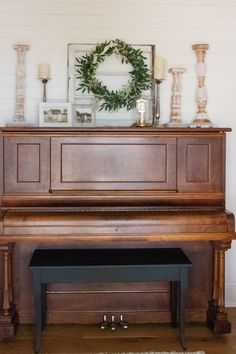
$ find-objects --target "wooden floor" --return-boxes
[0,309,236,354]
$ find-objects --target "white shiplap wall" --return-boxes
[0,0,236,305]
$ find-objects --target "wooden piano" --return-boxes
[0,126,235,338]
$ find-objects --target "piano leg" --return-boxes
[207,240,231,334]
[0,243,17,338]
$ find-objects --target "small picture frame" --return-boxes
[73,101,96,126]
[39,102,72,127]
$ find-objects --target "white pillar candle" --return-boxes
[154,58,166,80]
[38,63,50,79]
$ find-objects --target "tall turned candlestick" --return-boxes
[153,79,162,126]
[190,44,214,127]
[42,79,48,102]
[153,58,166,126]
[167,67,186,127]
[38,64,51,102]
[13,44,30,124]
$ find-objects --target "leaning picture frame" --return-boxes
[39,102,72,127]
[68,42,155,127]
[73,101,96,127]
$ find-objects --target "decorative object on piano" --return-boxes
[73,98,96,126]
[166,67,187,127]
[75,39,151,112]
[190,44,214,127]
[38,63,51,102]
[7,44,30,126]
[68,42,154,126]
[153,57,166,126]
[39,102,72,127]
[135,97,152,127]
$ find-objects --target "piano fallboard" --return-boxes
[1,210,234,242]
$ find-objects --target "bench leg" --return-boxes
[170,281,178,328]
[33,272,43,353]
[41,284,47,331]
[179,280,187,350]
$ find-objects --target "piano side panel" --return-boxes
[0,134,3,313]
[0,133,3,207]
[178,136,223,193]
[4,136,50,193]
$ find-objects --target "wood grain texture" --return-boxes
[0,127,234,334]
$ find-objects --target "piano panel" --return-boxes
[4,136,50,193]
[51,136,177,191]
[177,136,223,193]
[17,143,40,182]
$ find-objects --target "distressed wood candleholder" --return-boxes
[167,67,187,127]
[190,43,214,127]
[7,44,32,126]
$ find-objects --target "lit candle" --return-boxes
[154,58,166,81]
[38,63,51,79]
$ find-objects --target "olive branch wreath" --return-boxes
[75,39,151,112]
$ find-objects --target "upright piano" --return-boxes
[0,126,235,338]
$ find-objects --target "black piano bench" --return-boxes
[29,247,192,353]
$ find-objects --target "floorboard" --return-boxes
[0,308,236,354]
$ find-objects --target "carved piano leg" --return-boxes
[212,247,219,306]
[0,243,17,338]
[207,240,231,333]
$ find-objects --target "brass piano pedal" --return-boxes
[110,314,116,331]
[119,314,128,329]
[100,314,108,330]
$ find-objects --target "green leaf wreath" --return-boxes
[75,39,151,112]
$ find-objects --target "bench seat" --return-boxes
[29,247,192,353]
